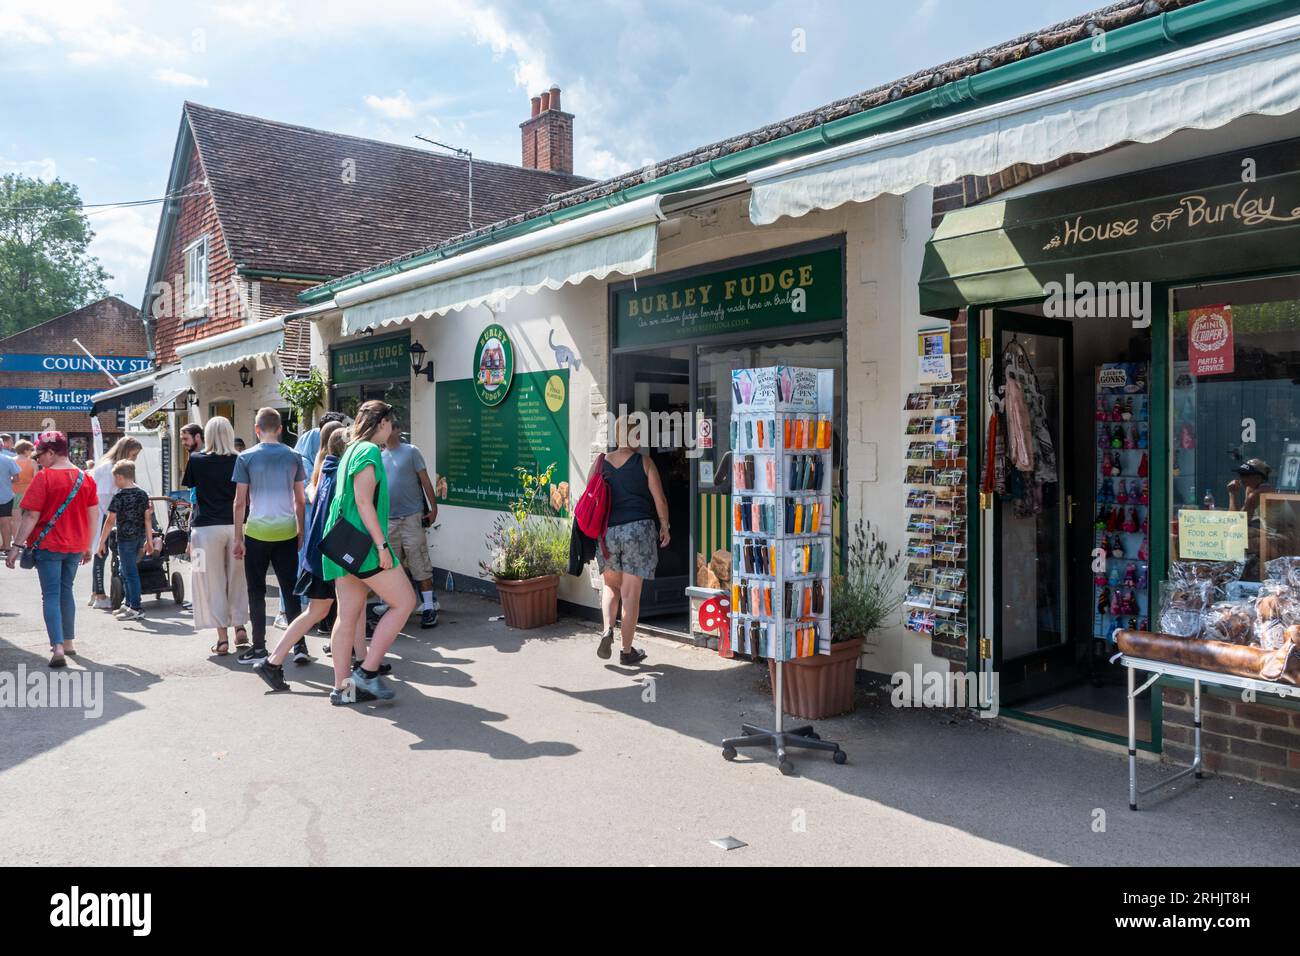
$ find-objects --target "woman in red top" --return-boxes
[4,432,100,668]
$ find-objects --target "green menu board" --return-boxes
[435,369,570,512]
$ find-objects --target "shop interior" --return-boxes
[985,305,1154,742]
[985,272,1300,743]
[611,333,844,635]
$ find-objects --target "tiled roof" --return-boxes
[183,102,591,279]
[306,0,1206,295]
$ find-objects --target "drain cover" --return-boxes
[710,836,747,851]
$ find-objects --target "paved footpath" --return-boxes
[0,560,1295,866]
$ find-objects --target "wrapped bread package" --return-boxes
[1117,628,1300,685]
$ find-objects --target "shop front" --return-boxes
[328,331,411,433]
[607,239,848,629]
[920,135,1300,778]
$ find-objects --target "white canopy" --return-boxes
[748,15,1300,225]
[338,195,665,336]
[177,315,286,374]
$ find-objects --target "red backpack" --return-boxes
[574,453,611,558]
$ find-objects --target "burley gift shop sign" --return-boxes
[1188,305,1235,377]
[0,353,150,374]
[614,246,843,348]
[330,331,410,386]
[0,387,97,411]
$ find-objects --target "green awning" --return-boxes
[920,136,1300,319]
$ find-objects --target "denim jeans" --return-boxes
[117,536,143,610]
[34,549,80,647]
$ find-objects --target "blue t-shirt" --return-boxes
[0,453,20,505]
[232,441,305,542]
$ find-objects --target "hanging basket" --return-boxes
[493,574,560,629]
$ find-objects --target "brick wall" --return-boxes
[0,296,147,442]
[152,149,242,365]
[521,109,574,175]
[1163,686,1300,793]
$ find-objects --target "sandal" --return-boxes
[211,640,230,656]
[234,627,249,647]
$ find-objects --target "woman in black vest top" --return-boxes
[596,415,671,665]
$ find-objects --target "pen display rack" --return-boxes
[721,366,845,775]
[726,366,834,662]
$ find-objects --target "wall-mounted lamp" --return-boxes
[239,365,254,388]
[408,340,435,382]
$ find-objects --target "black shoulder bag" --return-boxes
[320,464,382,576]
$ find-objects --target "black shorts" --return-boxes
[294,570,336,602]
[0,500,11,518]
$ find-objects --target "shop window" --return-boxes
[183,236,209,319]
[1171,276,1300,580]
[332,380,411,440]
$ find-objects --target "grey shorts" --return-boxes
[597,519,659,579]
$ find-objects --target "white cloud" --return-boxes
[214,1,295,30]
[911,0,940,28]
[0,155,58,180]
[364,91,419,121]
[153,68,208,87]
[86,203,161,306]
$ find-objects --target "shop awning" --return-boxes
[746,15,1300,226]
[919,135,1300,317]
[90,372,157,415]
[177,315,285,374]
[127,387,192,426]
[337,195,665,336]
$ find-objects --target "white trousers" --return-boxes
[190,524,249,630]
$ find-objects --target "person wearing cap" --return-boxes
[1227,458,1273,522]
[4,432,101,668]
[1228,458,1273,580]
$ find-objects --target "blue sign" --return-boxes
[0,353,150,374]
[0,387,97,412]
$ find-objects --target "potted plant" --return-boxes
[772,518,904,719]
[480,463,570,629]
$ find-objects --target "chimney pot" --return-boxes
[539,90,551,111]
[530,95,541,117]
[548,86,561,111]
[521,83,573,174]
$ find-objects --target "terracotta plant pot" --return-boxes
[494,574,560,629]
[769,637,864,720]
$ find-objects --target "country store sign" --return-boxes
[0,387,97,411]
[0,353,150,374]
[614,247,843,347]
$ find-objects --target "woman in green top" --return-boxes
[323,400,415,701]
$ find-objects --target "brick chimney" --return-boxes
[520,85,573,174]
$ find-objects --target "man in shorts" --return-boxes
[382,418,439,629]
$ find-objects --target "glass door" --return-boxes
[989,313,1081,703]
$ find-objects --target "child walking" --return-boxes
[95,461,153,621]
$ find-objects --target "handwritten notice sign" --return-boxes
[1178,509,1248,561]
[918,328,952,385]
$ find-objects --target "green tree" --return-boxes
[0,174,110,337]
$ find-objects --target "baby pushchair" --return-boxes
[109,497,190,608]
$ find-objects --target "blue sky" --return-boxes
[1,0,1094,305]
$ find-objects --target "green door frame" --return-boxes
[964,301,1166,753]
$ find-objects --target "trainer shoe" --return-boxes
[292,640,312,664]
[253,660,290,692]
[350,666,395,700]
[596,628,614,660]
[117,607,144,621]
[329,682,378,706]
[274,613,288,629]
[237,646,268,666]
[420,608,438,629]
[619,647,648,666]
[351,656,392,676]
[93,598,113,610]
